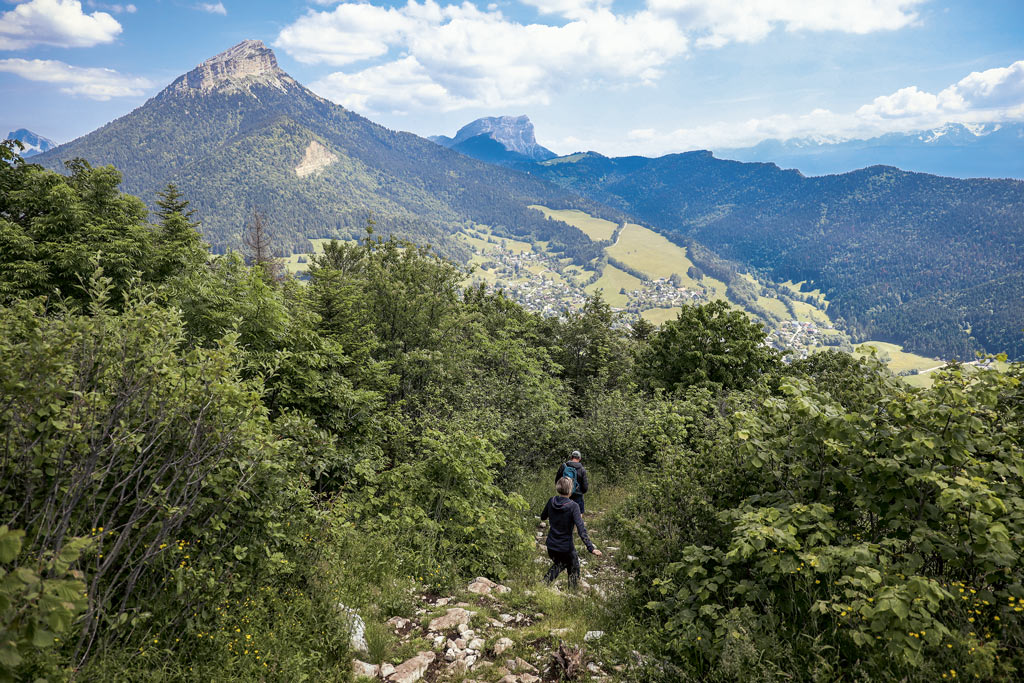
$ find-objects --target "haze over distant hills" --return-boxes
[718,122,1024,179]
[431,116,556,166]
[6,128,56,157]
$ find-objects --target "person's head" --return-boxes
[570,450,582,462]
[556,477,573,497]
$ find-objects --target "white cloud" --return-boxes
[858,60,1024,121]
[197,2,226,15]
[312,56,476,113]
[86,2,136,13]
[647,0,924,48]
[519,0,612,20]
[0,0,122,49]
[597,60,1024,156]
[276,0,931,116]
[0,58,151,99]
[279,1,688,113]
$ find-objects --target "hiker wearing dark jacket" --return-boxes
[555,450,589,514]
[541,476,601,589]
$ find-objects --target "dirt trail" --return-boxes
[353,497,629,683]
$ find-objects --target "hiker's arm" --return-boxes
[579,467,589,494]
[541,499,550,522]
[555,463,564,482]
[573,506,595,553]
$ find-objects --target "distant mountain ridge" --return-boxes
[530,150,1024,360]
[432,115,556,165]
[6,128,56,157]
[31,41,614,264]
[718,122,1024,179]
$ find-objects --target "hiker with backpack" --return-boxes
[555,450,589,514]
[541,476,602,590]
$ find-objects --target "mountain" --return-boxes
[6,128,56,157]
[32,41,613,262]
[529,150,1024,360]
[432,115,556,166]
[718,123,1024,179]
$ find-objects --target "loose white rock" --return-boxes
[585,630,605,642]
[352,660,379,678]
[428,607,473,632]
[337,603,368,652]
[388,651,435,683]
[493,637,514,655]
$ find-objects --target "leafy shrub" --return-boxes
[0,278,316,664]
[622,361,1024,679]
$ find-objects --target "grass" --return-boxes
[855,341,944,374]
[641,307,682,325]
[530,205,618,241]
[606,223,696,284]
[584,264,643,307]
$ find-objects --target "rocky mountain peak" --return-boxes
[449,115,555,161]
[157,40,297,98]
[6,128,56,157]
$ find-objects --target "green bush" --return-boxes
[620,361,1024,680]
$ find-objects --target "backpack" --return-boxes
[562,462,580,495]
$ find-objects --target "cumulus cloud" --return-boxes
[197,2,226,15]
[279,1,688,113]
[0,0,123,49]
[277,0,932,116]
[858,60,1024,121]
[648,0,924,48]
[0,58,151,99]
[598,60,1024,156]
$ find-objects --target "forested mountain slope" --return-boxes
[530,150,1024,359]
[33,41,614,261]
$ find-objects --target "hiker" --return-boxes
[555,450,589,514]
[541,476,602,590]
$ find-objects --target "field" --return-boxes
[641,307,683,325]
[854,341,944,374]
[530,205,618,241]
[584,263,643,307]
[606,223,693,281]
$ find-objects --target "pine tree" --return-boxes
[152,183,207,281]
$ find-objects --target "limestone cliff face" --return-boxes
[449,116,556,162]
[157,40,301,98]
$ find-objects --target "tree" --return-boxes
[242,209,282,281]
[154,182,195,222]
[0,151,154,306]
[151,183,207,281]
[642,299,779,392]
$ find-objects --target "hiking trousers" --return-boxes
[544,547,580,589]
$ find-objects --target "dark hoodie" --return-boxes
[541,495,594,554]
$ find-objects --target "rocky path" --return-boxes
[352,501,630,683]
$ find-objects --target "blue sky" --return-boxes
[1,0,1022,156]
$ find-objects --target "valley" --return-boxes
[285,205,850,362]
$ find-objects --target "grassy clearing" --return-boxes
[790,299,832,325]
[781,279,827,305]
[606,223,696,284]
[530,205,618,241]
[641,307,683,325]
[855,341,944,374]
[585,264,643,307]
